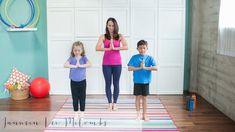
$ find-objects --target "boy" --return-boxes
[127,40,158,121]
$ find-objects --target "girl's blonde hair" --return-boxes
[70,41,86,57]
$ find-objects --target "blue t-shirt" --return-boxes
[128,54,156,84]
[68,56,88,82]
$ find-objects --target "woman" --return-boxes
[96,17,128,111]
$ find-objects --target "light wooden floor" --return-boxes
[0,94,235,132]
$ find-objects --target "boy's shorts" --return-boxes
[134,83,149,96]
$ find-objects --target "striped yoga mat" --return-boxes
[44,96,179,132]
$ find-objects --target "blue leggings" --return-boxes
[102,65,122,103]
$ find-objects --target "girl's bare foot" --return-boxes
[80,111,84,118]
[74,111,79,119]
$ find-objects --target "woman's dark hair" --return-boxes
[137,40,148,48]
[105,17,120,40]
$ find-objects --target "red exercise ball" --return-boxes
[30,77,50,98]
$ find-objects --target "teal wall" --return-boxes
[0,0,47,98]
[184,0,190,91]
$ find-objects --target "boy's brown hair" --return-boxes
[137,40,148,48]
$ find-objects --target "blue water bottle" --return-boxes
[188,98,194,112]
[186,96,191,110]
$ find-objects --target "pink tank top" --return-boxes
[102,39,122,65]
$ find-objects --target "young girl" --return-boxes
[64,41,91,119]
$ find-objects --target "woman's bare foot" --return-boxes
[107,104,112,111]
[112,103,118,111]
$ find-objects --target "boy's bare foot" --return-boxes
[143,116,149,121]
[136,111,141,120]
[136,115,141,120]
